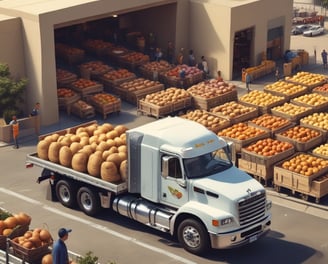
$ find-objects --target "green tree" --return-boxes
[0,63,28,123]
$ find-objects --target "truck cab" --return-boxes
[113,116,271,255]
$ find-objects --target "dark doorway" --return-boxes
[233,28,253,79]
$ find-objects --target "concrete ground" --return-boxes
[1,30,328,212]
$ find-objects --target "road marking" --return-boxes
[0,187,197,264]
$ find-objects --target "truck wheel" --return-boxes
[177,218,210,255]
[55,180,77,208]
[77,187,100,216]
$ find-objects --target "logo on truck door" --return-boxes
[168,186,183,199]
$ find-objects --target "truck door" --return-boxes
[160,155,188,206]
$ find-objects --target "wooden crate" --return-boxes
[65,52,85,65]
[311,175,328,200]
[239,98,286,115]
[210,103,259,124]
[275,129,323,152]
[99,74,137,92]
[138,62,173,81]
[71,83,104,97]
[241,145,295,167]
[221,130,271,153]
[299,120,328,140]
[163,75,193,89]
[180,111,231,134]
[290,96,328,113]
[9,238,52,263]
[263,83,308,101]
[138,97,192,119]
[118,54,150,72]
[70,101,96,119]
[273,153,328,192]
[120,84,165,105]
[58,93,81,113]
[79,63,114,81]
[88,97,121,119]
[247,115,294,137]
[238,158,274,183]
[192,90,238,110]
[0,224,29,250]
[271,103,313,123]
[56,71,78,87]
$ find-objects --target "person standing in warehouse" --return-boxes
[30,102,40,116]
[245,72,251,92]
[166,41,174,64]
[321,49,327,69]
[200,56,209,78]
[9,115,19,149]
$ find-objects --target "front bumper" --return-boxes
[209,216,271,249]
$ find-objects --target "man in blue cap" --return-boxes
[52,227,74,264]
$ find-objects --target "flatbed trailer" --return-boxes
[26,153,128,194]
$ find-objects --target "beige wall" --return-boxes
[187,0,293,80]
[0,0,293,125]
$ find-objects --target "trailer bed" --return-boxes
[26,153,128,194]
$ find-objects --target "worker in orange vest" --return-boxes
[9,116,19,149]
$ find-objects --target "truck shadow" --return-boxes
[95,210,318,263]
[203,230,318,264]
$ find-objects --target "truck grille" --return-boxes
[238,191,266,226]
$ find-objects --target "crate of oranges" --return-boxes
[241,138,295,167]
[274,153,328,192]
[238,138,295,183]
[275,125,323,152]
[217,122,270,153]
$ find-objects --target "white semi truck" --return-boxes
[26,117,272,255]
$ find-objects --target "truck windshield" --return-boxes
[183,148,232,179]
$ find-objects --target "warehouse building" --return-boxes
[0,0,293,125]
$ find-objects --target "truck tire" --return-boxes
[77,187,100,216]
[55,180,77,208]
[177,218,210,256]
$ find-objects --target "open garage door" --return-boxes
[232,28,253,79]
[266,26,283,60]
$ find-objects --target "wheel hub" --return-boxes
[183,226,200,248]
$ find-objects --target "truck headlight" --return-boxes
[212,217,233,226]
[221,217,233,226]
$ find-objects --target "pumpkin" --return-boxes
[72,152,89,172]
[101,161,121,182]
[22,241,33,249]
[86,124,98,136]
[106,153,124,168]
[87,152,103,177]
[96,141,109,152]
[3,216,17,229]
[106,130,118,140]
[2,228,12,236]
[120,160,128,181]
[37,140,51,160]
[114,125,128,135]
[48,142,62,163]
[42,253,53,264]
[70,142,82,155]
[14,212,31,226]
[59,146,73,167]
[39,229,52,242]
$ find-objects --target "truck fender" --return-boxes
[171,201,234,235]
